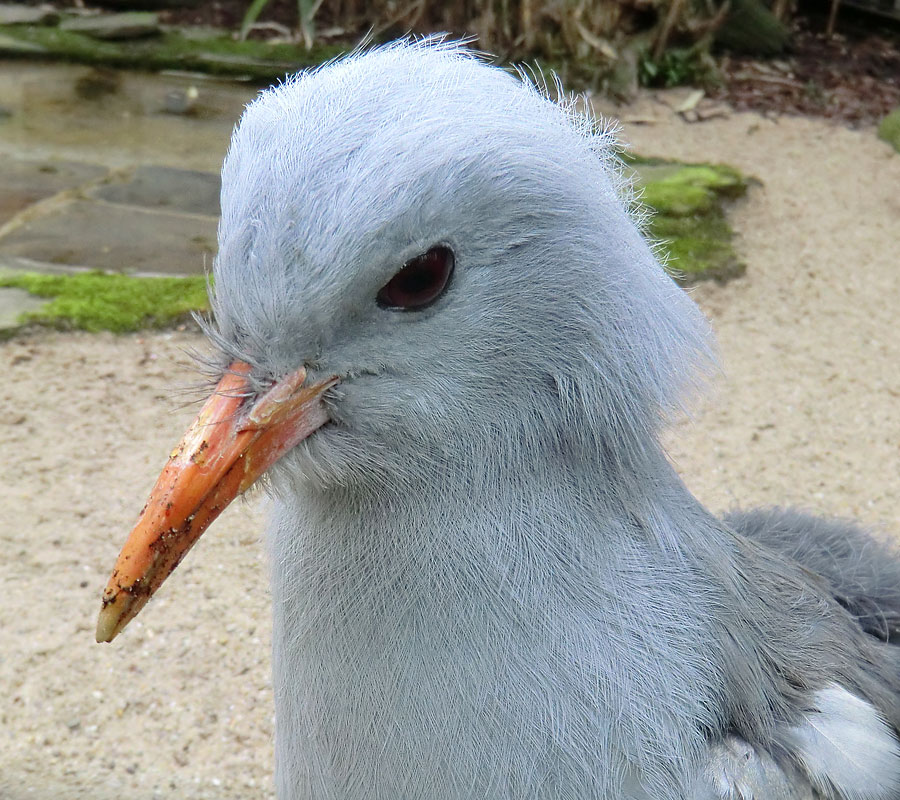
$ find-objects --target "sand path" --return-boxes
[1,100,899,798]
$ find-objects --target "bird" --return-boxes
[96,38,900,800]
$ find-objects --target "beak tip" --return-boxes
[96,592,139,643]
[96,611,119,643]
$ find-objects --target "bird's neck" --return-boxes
[265,448,735,799]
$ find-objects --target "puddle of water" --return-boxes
[0,61,260,171]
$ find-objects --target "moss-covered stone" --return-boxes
[660,164,746,197]
[634,160,749,285]
[640,181,717,217]
[878,108,900,154]
[0,23,346,80]
[0,270,208,332]
[649,211,745,284]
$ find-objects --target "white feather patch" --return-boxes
[784,684,900,800]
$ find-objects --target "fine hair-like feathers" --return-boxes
[207,38,900,799]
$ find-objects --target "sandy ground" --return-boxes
[2,100,899,799]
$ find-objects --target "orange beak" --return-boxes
[96,360,338,643]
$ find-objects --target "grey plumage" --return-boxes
[728,507,900,644]
[206,38,900,799]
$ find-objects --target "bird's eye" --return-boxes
[377,246,454,311]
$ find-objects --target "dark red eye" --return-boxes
[377,246,454,311]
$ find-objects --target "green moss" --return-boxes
[0,24,347,80]
[638,163,747,217]
[640,182,716,217]
[635,161,750,284]
[877,108,900,154]
[661,164,746,196]
[1,24,120,60]
[649,212,745,284]
[0,271,208,332]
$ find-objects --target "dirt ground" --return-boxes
[714,14,900,126]
[2,100,900,799]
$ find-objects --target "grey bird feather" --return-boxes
[203,37,900,799]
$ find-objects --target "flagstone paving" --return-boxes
[91,164,221,216]
[0,197,218,274]
[0,158,106,225]
[0,59,257,328]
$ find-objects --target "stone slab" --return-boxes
[0,33,47,53]
[0,200,216,275]
[59,11,160,40]
[0,286,48,329]
[0,158,108,226]
[0,4,60,25]
[92,164,220,216]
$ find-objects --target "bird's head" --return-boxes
[96,38,714,641]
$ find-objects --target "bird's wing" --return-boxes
[724,507,900,643]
